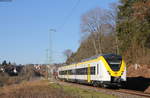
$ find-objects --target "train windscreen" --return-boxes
[103,54,122,71]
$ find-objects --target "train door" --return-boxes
[67,70,69,80]
[87,64,91,83]
[97,63,99,75]
[99,61,103,78]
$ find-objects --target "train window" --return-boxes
[103,54,122,71]
[68,70,74,75]
[59,67,95,75]
[68,70,71,75]
[59,70,68,75]
[75,68,87,75]
[59,69,77,75]
[90,67,95,75]
[64,70,67,75]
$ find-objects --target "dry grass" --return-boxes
[0,80,76,98]
[0,73,9,87]
[0,80,116,98]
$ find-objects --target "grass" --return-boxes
[50,82,116,98]
[0,80,116,98]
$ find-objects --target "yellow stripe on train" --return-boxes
[99,56,126,77]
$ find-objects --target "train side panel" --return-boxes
[98,60,111,82]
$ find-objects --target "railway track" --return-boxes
[56,80,150,98]
[90,85,150,98]
[115,89,150,98]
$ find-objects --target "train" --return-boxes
[58,54,126,88]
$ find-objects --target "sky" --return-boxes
[0,0,118,64]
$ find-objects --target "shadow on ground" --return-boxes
[126,77,150,92]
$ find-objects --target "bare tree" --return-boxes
[63,49,73,59]
[80,3,120,55]
[81,7,114,54]
[108,3,120,54]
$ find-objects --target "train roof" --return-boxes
[80,54,102,62]
[79,53,121,63]
[59,53,121,68]
[61,53,121,66]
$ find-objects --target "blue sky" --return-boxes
[0,0,117,64]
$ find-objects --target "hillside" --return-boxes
[66,0,150,75]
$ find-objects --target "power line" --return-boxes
[46,0,81,64]
[57,0,80,31]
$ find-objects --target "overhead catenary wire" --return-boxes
[57,0,80,31]
[47,0,80,64]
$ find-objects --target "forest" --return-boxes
[65,0,150,66]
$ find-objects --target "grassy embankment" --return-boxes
[0,80,116,98]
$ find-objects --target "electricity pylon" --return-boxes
[46,29,56,80]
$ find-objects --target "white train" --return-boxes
[58,54,126,87]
